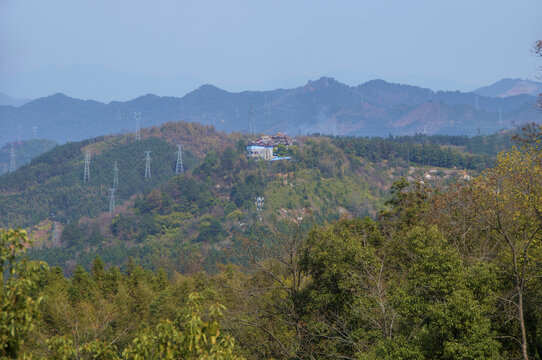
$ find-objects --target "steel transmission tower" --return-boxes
[9,143,16,172]
[113,160,119,188]
[109,188,116,212]
[255,196,264,220]
[135,112,142,140]
[249,106,255,135]
[83,148,91,181]
[52,221,59,244]
[144,151,151,178]
[175,144,184,175]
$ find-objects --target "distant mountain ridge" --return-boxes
[0,92,31,107]
[0,64,480,101]
[0,77,540,147]
[474,78,542,98]
[0,139,57,171]
[0,63,203,102]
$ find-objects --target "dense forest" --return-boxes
[0,120,511,275]
[2,122,542,359]
[0,139,57,174]
[2,1,541,358]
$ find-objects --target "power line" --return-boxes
[255,196,264,220]
[144,151,152,179]
[109,187,116,213]
[9,143,16,172]
[135,112,141,140]
[83,148,91,181]
[175,144,184,175]
[52,221,59,244]
[113,160,119,189]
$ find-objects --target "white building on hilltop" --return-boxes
[246,145,274,160]
[246,133,294,161]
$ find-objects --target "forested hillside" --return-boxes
[2,1,541,358]
[0,123,220,227]
[0,138,57,173]
[2,123,541,359]
[0,119,512,276]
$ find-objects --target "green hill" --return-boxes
[0,120,511,274]
[0,138,57,172]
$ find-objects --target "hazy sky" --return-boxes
[1,0,541,91]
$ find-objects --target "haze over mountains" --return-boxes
[0,64,202,103]
[474,78,542,98]
[0,92,31,107]
[0,64,483,102]
[0,76,540,147]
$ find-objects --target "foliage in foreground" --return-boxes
[1,126,541,359]
[1,229,244,359]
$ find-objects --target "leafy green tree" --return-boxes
[91,255,105,284]
[122,292,244,359]
[391,226,501,360]
[199,151,220,177]
[300,218,389,357]
[68,265,96,304]
[220,146,237,171]
[0,229,47,358]
[223,221,308,359]
[46,335,119,359]
[379,177,430,232]
[468,145,542,359]
[60,221,83,248]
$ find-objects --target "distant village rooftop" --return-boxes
[250,132,294,147]
[246,133,294,161]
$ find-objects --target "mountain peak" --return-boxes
[474,78,542,98]
[307,76,345,88]
[197,84,227,92]
[24,92,72,106]
[184,84,230,98]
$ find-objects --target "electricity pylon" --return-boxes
[113,160,119,188]
[109,188,116,213]
[135,112,141,140]
[9,143,16,173]
[176,144,184,175]
[144,151,151,178]
[83,148,91,181]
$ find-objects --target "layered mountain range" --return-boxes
[0,77,540,147]
[474,78,542,98]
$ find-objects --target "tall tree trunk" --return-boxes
[517,284,529,360]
